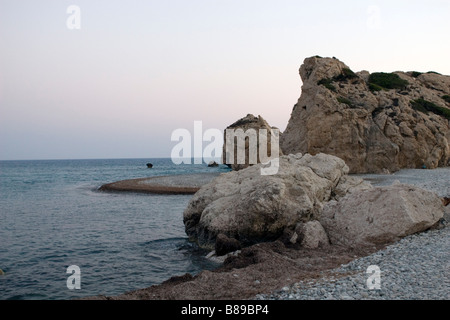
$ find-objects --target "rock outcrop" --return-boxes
[281,56,450,173]
[320,183,444,247]
[183,153,371,249]
[222,114,283,171]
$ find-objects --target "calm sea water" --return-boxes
[0,158,230,300]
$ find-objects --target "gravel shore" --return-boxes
[90,168,449,301]
[256,168,450,300]
[256,226,449,300]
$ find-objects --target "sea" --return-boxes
[0,158,230,300]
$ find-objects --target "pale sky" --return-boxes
[1,0,449,160]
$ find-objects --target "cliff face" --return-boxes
[280,56,450,173]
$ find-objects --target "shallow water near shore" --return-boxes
[0,158,229,300]
[1,159,448,300]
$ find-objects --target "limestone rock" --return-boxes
[222,114,283,171]
[320,184,444,247]
[183,153,370,249]
[281,56,450,173]
[295,221,329,249]
[332,175,373,200]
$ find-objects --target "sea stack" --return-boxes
[280,56,450,173]
[221,114,283,171]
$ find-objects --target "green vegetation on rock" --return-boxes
[333,68,358,82]
[368,83,383,92]
[318,67,358,91]
[442,95,450,104]
[368,72,409,91]
[411,98,450,120]
[317,78,336,91]
[337,96,353,107]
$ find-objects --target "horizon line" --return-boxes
[0,156,171,162]
[0,156,223,162]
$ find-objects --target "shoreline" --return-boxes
[90,167,449,300]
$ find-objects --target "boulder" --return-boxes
[320,183,445,247]
[295,221,329,249]
[183,152,371,249]
[281,56,450,173]
[222,114,283,171]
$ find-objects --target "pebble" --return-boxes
[255,168,450,300]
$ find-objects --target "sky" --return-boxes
[0,0,449,160]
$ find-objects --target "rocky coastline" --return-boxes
[88,165,449,300]
[281,56,450,174]
[91,56,449,300]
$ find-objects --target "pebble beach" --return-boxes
[256,167,450,300]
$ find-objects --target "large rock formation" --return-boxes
[222,114,283,171]
[281,56,450,173]
[183,153,371,249]
[320,183,444,247]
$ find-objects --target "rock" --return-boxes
[208,161,219,167]
[278,227,298,245]
[320,184,444,247]
[289,231,298,244]
[332,175,373,200]
[222,114,283,171]
[295,221,329,249]
[146,163,153,168]
[281,56,450,173]
[444,205,450,224]
[215,233,242,256]
[183,152,370,249]
[442,197,450,206]
[205,249,241,264]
